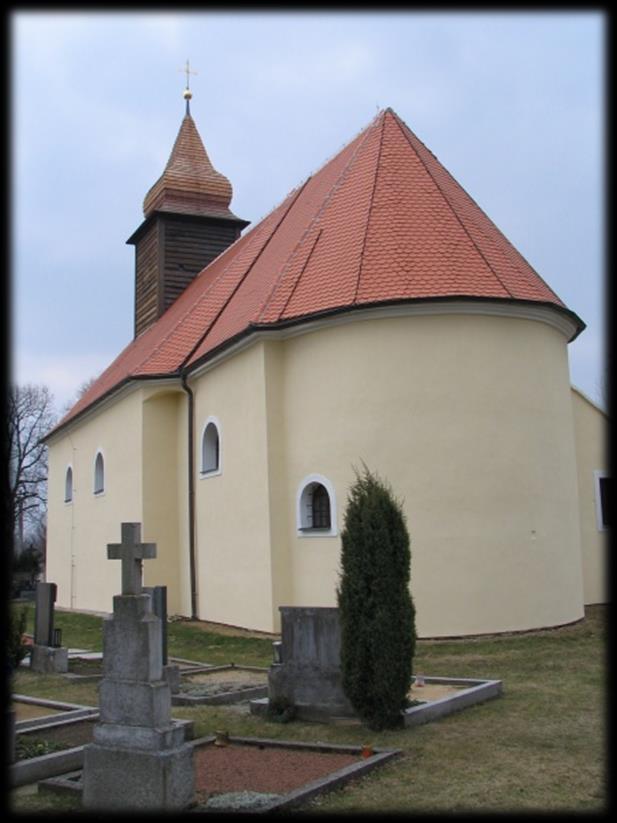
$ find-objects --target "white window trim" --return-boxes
[199,416,222,478]
[64,464,74,504]
[296,474,337,538]
[93,448,106,497]
[593,470,608,532]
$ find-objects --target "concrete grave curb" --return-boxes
[250,675,503,726]
[38,734,402,813]
[13,695,99,731]
[403,676,503,726]
[192,734,403,814]
[11,696,99,788]
[172,664,269,706]
[11,745,86,788]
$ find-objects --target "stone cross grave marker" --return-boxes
[107,522,156,595]
[82,523,194,811]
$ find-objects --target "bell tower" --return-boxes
[127,71,249,337]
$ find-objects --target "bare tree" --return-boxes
[62,375,98,415]
[8,384,57,553]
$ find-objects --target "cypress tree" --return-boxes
[337,465,416,730]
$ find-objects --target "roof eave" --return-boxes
[41,373,183,445]
[126,210,250,246]
[184,295,585,378]
[44,296,585,443]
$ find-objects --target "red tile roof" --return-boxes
[48,108,584,435]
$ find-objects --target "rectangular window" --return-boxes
[594,471,610,531]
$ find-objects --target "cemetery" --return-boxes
[8,517,606,813]
[9,522,406,811]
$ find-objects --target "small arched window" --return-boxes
[94,452,105,495]
[201,419,221,475]
[297,475,337,536]
[311,484,331,529]
[64,466,73,503]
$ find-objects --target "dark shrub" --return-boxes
[13,545,43,589]
[337,466,416,730]
[8,607,29,672]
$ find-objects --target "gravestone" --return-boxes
[82,523,194,811]
[143,585,181,693]
[268,606,354,721]
[30,582,68,674]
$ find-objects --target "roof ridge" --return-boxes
[256,112,384,324]
[302,108,385,179]
[131,212,282,374]
[393,111,564,305]
[132,170,316,374]
[389,110,514,299]
[353,109,387,304]
[247,112,383,232]
[179,178,312,368]
[273,228,324,322]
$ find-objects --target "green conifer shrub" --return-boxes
[337,465,416,730]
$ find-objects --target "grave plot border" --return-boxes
[12,696,99,788]
[12,713,195,789]
[13,694,99,731]
[59,652,205,683]
[403,676,503,726]
[250,675,503,725]
[37,734,402,813]
[172,664,270,706]
[11,744,86,788]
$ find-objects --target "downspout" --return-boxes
[181,372,198,619]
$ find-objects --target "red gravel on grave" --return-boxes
[193,743,360,797]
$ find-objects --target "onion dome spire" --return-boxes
[142,62,237,221]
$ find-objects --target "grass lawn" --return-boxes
[9,603,606,814]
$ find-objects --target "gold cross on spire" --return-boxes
[180,59,198,90]
[179,59,198,114]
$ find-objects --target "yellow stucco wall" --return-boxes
[571,387,608,604]
[192,343,275,632]
[47,385,193,618]
[273,311,585,637]
[141,389,187,615]
[175,392,192,616]
[46,389,144,613]
[262,341,293,627]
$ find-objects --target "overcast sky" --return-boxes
[11,9,606,414]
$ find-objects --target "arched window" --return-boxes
[594,470,611,531]
[201,419,221,475]
[297,475,337,536]
[64,466,73,503]
[94,452,105,495]
[311,484,331,529]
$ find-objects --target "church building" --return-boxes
[43,92,608,636]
